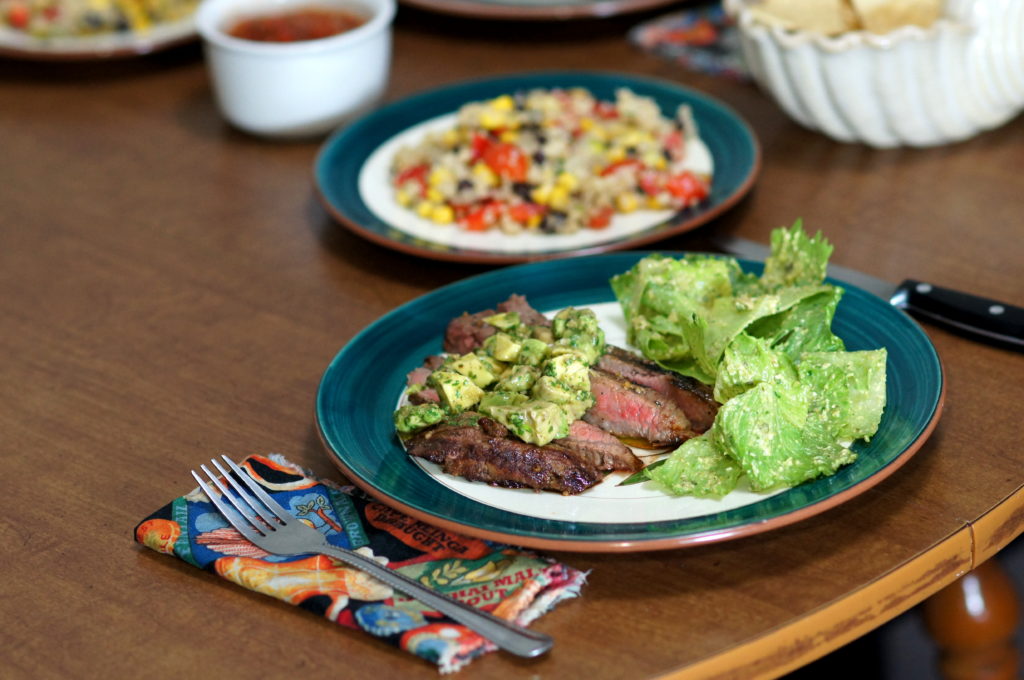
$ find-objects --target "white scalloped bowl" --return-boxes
[725,0,1024,147]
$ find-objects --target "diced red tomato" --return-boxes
[507,202,546,224]
[593,101,619,120]
[638,169,663,196]
[587,206,614,229]
[7,3,30,28]
[483,142,530,182]
[666,171,709,202]
[599,159,643,177]
[42,4,59,19]
[393,163,429,197]
[470,132,492,162]
[459,200,503,231]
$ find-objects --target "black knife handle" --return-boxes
[892,280,1024,351]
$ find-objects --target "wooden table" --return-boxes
[2,8,1022,679]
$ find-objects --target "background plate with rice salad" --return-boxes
[314,71,761,264]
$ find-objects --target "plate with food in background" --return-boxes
[0,0,198,59]
[315,225,944,552]
[314,71,760,264]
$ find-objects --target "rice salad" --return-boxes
[1,0,197,38]
[390,88,713,236]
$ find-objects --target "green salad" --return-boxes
[616,221,887,497]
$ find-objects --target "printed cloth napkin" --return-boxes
[134,454,586,673]
[629,2,749,80]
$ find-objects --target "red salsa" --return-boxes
[227,7,365,42]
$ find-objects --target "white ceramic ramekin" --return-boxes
[196,0,395,138]
[725,0,1024,148]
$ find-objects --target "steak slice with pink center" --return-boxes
[596,346,719,432]
[549,420,643,473]
[583,369,702,448]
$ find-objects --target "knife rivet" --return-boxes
[916,283,932,294]
[989,305,1005,315]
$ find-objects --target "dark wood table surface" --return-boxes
[3,7,1023,679]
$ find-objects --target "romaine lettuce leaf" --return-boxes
[799,349,888,441]
[714,381,856,491]
[760,219,833,290]
[647,429,743,498]
[610,221,887,498]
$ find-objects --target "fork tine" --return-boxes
[220,455,293,523]
[199,463,272,535]
[208,458,281,530]
[191,469,264,542]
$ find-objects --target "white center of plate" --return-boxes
[404,302,782,524]
[359,113,714,255]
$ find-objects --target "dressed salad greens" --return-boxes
[616,221,887,496]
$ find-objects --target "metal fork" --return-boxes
[191,455,553,658]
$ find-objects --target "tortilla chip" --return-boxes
[747,0,860,35]
[848,0,943,34]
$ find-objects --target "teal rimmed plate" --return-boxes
[315,253,944,552]
[313,71,760,265]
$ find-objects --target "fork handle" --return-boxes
[318,545,554,658]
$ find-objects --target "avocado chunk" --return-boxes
[542,353,591,390]
[393,403,446,434]
[482,332,522,362]
[429,370,485,413]
[450,353,496,388]
[478,390,529,415]
[551,307,605,364]
[516,337,549,367]
[486,399,570,446]
[496,364,539,393]
[482,311,521,330]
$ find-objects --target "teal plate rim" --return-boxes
[313,70,761,265]
[315,253,945,553]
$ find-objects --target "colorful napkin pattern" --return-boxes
[134,454,586,673]
[629,3,749,80]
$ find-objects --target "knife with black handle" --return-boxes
[713,235,1024,352]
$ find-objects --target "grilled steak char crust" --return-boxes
[406,414,606,494]
[596,345,719,432]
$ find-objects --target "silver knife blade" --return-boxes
[711,234,1024,351]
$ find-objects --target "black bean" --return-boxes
[512,182,534,201]
[532,151,546,164]
[541,210,567,233]
[457,179,473,192]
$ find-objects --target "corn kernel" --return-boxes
[548,186,570,211]
[499,129,519,143]
[441,129,460,148]
[607,147,626,163]
[479,110,505,130]
[531,184,552,205]
[395,189,413,207]
[426,188,444,203]
[431,205,455,224]
[491,95,515,111]
[651,155,667,170]
[616,192,640,213]
[556,172,578,191]
[527,215,543,229]
[472,162,499,186]
[646,196,665,210]
[429,167,453,187]
[578,117,594,132]
[416,201,436,218]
